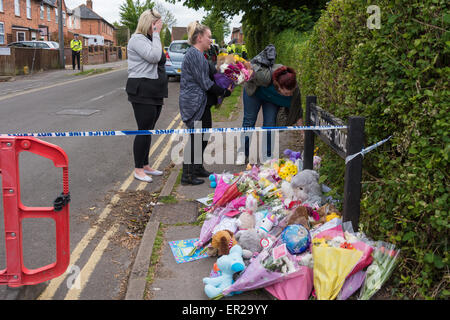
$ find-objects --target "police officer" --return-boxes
[70,34,82,70]
[241,43,248,60]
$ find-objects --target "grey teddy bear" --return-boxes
[235,229,264,262]
[290,169,324,206]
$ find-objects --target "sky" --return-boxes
[64,0,243,42]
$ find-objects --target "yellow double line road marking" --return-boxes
[38,113,181,300]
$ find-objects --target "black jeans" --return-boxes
[72,51,80,70]
[132,103,162,168]
[184,105,212,164]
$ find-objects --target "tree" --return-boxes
[113,21,129,46]
[154,1,177,29]
[201,10,230,46]
[119,0,155,34]
[163,27,172,46]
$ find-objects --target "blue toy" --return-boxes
[284,149,301,162]
[281,224,311,255]
[209,174,217,188]
[203,245,245,299]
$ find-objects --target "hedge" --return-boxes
[257,0,449,299]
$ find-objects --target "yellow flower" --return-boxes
[326,212,341,222]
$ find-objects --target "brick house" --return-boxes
[171,26,187,41]
[231,26,244,44]
[69,0,116,46]
[0,0,70,45]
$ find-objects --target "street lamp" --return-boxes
[58,0,64,69]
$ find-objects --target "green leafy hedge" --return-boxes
[267,0,449,299]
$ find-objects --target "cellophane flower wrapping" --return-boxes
[359,241,400,300]
[221,236,312,297]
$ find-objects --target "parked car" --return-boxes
[165,40,190,79]
[7,41,59,50]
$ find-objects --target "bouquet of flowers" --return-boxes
[359,241,400,300]
[215,54,252,87]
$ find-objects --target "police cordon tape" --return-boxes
[0,125,391,164]
[345,135,392,164]
[1,125,347,138]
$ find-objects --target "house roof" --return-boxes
[171,27,187,41]
[73,4,115,29]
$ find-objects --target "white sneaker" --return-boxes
[134,172,153,183]
[144,168,163,176]
[236,152,246,165]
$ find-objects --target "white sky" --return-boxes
[64,0,243,42]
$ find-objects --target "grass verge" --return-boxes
[71,67,113,76]
[211,85,243,122]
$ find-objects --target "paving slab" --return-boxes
[149,201,199,225]
[148,225,273,301]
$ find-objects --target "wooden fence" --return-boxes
[64,45,126,67]
[0,47,60,76]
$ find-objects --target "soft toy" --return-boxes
[280,180,304,206]
[290,169,323,206]
[285,206,310,229]
[211,230,238,256]
[235,229,264,259]
[203,245,245,299]
[236,194,258,230]
[257,214,276,236]
[315,203,340,226]
[284,149,301,162]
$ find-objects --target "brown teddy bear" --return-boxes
[211,230,238,256]
[286,206,310,229]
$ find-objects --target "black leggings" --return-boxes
[184,105,212,164]
[132,103,162,168]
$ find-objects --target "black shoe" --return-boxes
[194,164,212,178]
[181,164,204,186]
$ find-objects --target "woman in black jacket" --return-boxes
[126,9,167,183]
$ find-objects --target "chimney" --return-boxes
[86,0,93,10]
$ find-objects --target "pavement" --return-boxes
[124,96,304,301]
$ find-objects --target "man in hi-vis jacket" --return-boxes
[70,34,82,70]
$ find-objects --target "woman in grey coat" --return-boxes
[179,21,232,185]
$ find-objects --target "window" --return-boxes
[62,11,66,26]
[55,8,58,23]
[0,0,3,12]
[31,32,36,40]
[26,0,31,19]
[0,22,4,45]
[40,4,44,19]
[15,0,20,16]
[47,6,51,21]
[17,32,25,42]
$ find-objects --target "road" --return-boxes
[0,66,184,299]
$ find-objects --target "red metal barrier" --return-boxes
[0,137,70,287]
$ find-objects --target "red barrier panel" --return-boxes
[0,137,70,287]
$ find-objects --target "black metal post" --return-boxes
[303,96,316,170]
[343,116,365,231]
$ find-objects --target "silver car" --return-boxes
[165,40,190,79]
[7,40,59,49]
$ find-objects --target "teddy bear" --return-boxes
[235,229,264,261]
[211,230,238,256]
[285,206,311,229]
[203,245,245,299]
[236,194,258,230]
[290,169,323,206]
[313,203,340,226]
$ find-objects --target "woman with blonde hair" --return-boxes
[179,21,233,185]
[126,9,167,183]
